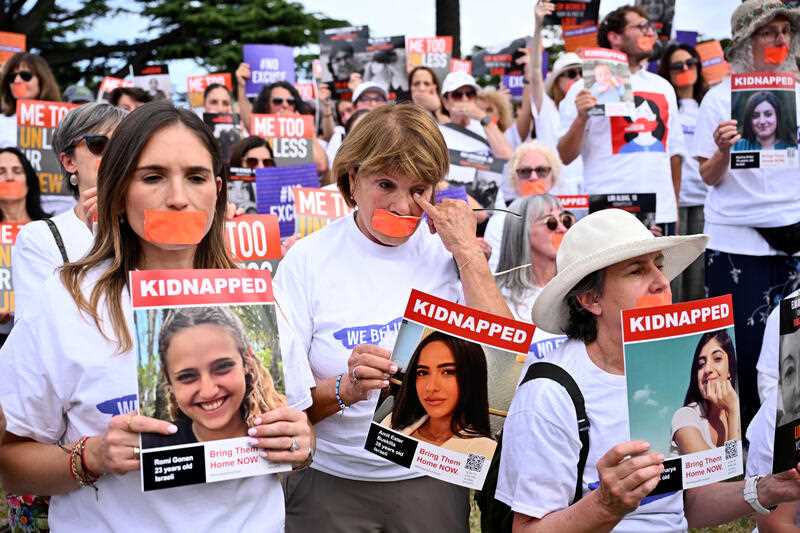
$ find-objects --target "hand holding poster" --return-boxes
[292,187,354,237]
[250,114,315,167]
[255,164,320,238]
[243,45,296,98]
[188,73,233,109]
[773,290,800,473]
[730,72,797,169]
[580,48,634,116]
[364,289,534,489]
[406,36,453,85]
[132,269,291,491]
[623,295,742,494]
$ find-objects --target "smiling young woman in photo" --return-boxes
[733,91,795,151]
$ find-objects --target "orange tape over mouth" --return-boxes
[144,210,208,245]
[674,70,695,87]
[764,46,789,64]
[551,232,564,250]
[517,179,549,197]
[637,36,656,53]
[0,180,26,200]
[371,209,420,238]
[10,83,27,99]
[634,292,672,309]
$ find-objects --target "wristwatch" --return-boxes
[744,475,775,515]
[480,115,492,127]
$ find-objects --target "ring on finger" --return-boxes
[289,437,300,452]
[350,366,359,385]
[132,446,140,459]
[126,412,135,432]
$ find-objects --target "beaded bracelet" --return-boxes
[335,373,347,414]
[68,437,100,489]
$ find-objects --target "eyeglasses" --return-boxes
[541,213,576,231]
[244,157,275,169]
[668,58,699,71]
[626,21,655,34]
[358,94,387,104]
[516,166,552,180]
[271,97,296,107]
[755,27,793,43]
[13,71,33,82]
[560,68,581,80]
[70,134,110,156]
[449,89,477,101]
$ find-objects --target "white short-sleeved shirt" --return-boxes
[757,304,782,404]
[0,114,16,148]
[497,339,687,531]
[325,126,345,168]
[693,78,800,256]
[676,99,708,207]
[532,94,584,196]
[0,263,311,532]
[559,70,685,223]
[12,207,93,319]
[485,210,506,272]
[746,392,776,478]
[273,214,463,481]
[671,403,714,454]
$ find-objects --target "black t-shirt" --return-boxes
[141,417,197,449]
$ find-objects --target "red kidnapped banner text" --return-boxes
[622,294,733,342]
[131,269,274,308]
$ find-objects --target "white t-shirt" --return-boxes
[42,194,77,217]
[746,392,776,478]
[560,70,685,223]
[0,114,16,148]
[500,125,526,202]
[0,263,312,532]
[676,99,708,207]
[497,339,687,532]
[757,304,782,404]
[693,78,800,256]
[485,210,506,271]
[533,94,584,196]
[273,214,463,481]
[671,403,714,455]
[325,126,345,168]
[12,207,93,320]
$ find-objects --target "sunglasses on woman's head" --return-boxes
[668,58,699,71]
[244,157,275,169]
[271,97,296,107]
[13,71,33,82]
[561,69,581,80]
[516,166,552,180]
[71,134,110,156]
[542,213,575,231]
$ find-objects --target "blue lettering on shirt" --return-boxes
[96,394,138,416]
[333,317,404,349]
[529,336,568,360]
[587,481,674,506]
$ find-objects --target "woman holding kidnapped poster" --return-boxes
[274,103,512,532]
[0,100,313,532]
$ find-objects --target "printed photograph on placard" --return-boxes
[133,64,171,101]
[203,113,242,164]
[773,290,800,473]
[227,167,257,214]
[730,72,797,169]
[588,193,656,228]
[624,295,742,494]
[580,48,633,116]
[133,269,290,491]
[364,289,533,490]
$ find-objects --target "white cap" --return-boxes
[352,81,388,103]
[544,52,583,94]
[441,71,480,96]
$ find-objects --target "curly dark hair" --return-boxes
[253,81,311,115]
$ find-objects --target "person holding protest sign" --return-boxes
[0,52,61,149]
[12,102,127,320]
[109,87,152,112]
[409,66,448,123]
[694,0,800,431]
[497,208,800,532]
[275,103,511,532]
[0,101,313,532]
[202,83,233,114]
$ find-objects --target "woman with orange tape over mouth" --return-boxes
[0,101,314,532]
[274,103,512,532]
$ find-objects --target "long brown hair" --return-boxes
[60,100,235,352]
[1,52,61,116]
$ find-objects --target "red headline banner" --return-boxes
[622,294,734,342]
[224,214,282,262]
[16,99,77,128]
[580,47,627,63]
[558,194,589,210]
[404,289,535,352]
[293,187,353,219]
[131,269,274,308]
[450,59,472,74]
[0,223,22,245]
[731,71,795,90]
[250,114,315,139]
[187,73,233,107]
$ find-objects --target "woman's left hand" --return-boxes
[247,407,314,466]
[414,194,479,260]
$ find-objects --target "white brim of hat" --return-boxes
[531,233,709,334]
[544,60,582,94]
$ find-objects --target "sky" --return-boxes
[81,0,742,92]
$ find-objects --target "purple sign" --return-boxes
[502,75,525,101]
[675,31,698,47]
[244,44,296,98]
[255,164,319,238]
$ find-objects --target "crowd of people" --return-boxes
[0,0,799,531]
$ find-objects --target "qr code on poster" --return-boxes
[725,441,738,460]
[465,453,485,472]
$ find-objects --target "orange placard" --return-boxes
[187,73,233,108]
[449,59,472,74]
[696,40,730,86]
[0,32,25,65]
[563,22,599,52]
[250,114,315,139]
[143,210,208,245]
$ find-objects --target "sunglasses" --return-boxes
[668,58,699,71]
[271,97,296,107]
[449,89,477,101]
[358,94,387,104]
[517,166,552,180]
[542,213,576,231]
[561,69,581,80]
[71,134,110,156]
[13,71,33,82]
[244,157,275,169]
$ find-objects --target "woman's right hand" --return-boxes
[236,62,251,88]
[78,186,97,226]
[340,344,396,405]
[414,90,441,113]
[706,379,739,415]
[85,412,178,476]
[595,441,664,518]
[534,0,555,26]
[575,90,597,120]
[713,120,740,152]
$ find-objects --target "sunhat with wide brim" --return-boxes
[544,52,582,94]
[531,209,709,334]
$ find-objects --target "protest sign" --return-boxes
[132,268,291,491]
[580,48,634,117]
[730,72,797,169]
[557,194,589,221]
[360,35,408,98]
[250,114,315,167]
[675,31,698,47]
[133,64,171,101]
[255,164,319,238]
[406,36,453,86]
[0,224,22,315]
[543,0,600,27]
[292,187,354,237]
[320,26,370,98]
[203,112,242,164]
[294,82,317,102]
[589,193,656,228]
[502,75,526,101]
[624,295,742,493]
[188,73,233,108]
[97,77,133,102]
[228,167,257,214]
[0,32,26,65]
[696,41,730,87]
[16,99,78,197]
[243,45,296,98]
[225,214,282,273]
[773,290,800,473]
[563,23,599,52]
[448,149,506,174]
[471,38,527,79]
[365,289,534,489]
[450,59,472,74]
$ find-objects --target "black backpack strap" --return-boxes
[441,121,491,148]
[520,362,590,504]
[44,218,69,264]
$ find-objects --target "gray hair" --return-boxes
[495,194,562,307]
[53,102,128,195]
